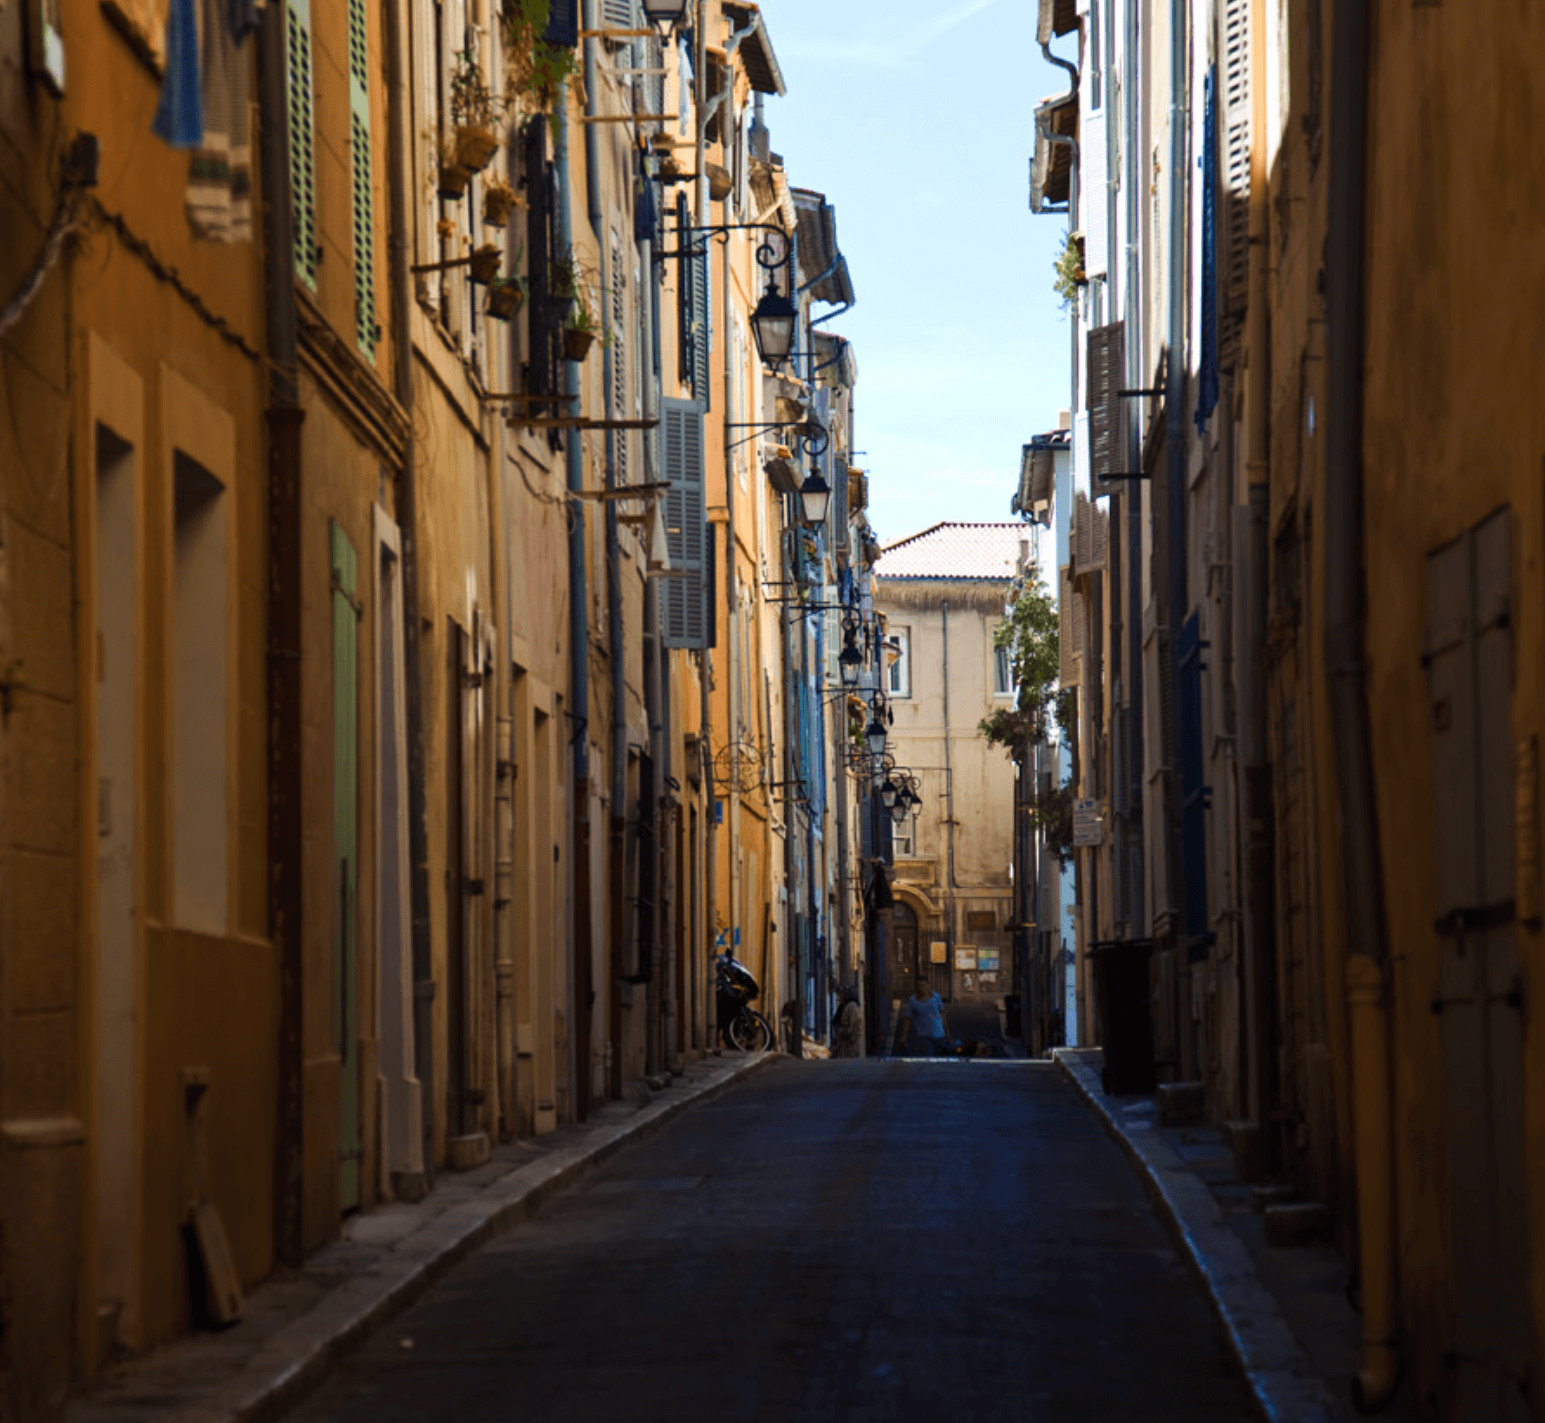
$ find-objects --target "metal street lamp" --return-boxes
[889,797,910,825]
[838,638,863,688]
[799,468,831,528]
[879,777,898,809]
[864,712,887,759]
[750,280,797,370]
[641,0,690,22]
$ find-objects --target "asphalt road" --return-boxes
[287,1060,1253,1423]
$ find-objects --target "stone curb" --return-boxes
[160,1054,780,1423]
[1052,1049,1345,1423]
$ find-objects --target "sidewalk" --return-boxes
[65,1053,774,1423]
[1054,1047,1419,1423]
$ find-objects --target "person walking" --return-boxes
[896,976,949,1056]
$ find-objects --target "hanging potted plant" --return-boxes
[437,139,472,199]
[468,242,503,285]
[450,49,505,172]
[482,173,519,227]
[562,303,598,361]
[486,276,525,321]
[704,160,733,201]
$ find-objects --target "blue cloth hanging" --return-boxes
[153,0,204,147]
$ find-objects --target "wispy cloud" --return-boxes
[776,0,1001,70]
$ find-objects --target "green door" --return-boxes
[332,522,362,1210]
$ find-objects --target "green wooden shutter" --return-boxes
[285,0,318,289]
[330,521,362,1209]
[348,0,378,357]
[660,397,706,649]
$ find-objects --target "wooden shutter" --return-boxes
[677,194,711,405]
[1087,321,1126,492]
[285,0,318,288]
[660,398,707,649]
[610,232,629,482]
[523,120,556,398]
[1058,565,1079,687]
[602,0,636,27]
[1424,509,1535,1418]
[348,0,378,356]
[1221,0,1251,312]
[543,0,578,46]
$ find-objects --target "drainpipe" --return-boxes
[1325,0,1399,1408]
[555,67,593,1113]
[694,0,718,1046]
[258,0,307,1265]
[941,600,957,979]
[585,2,631,1078]
[1164,0,1192,1077]
[1238,0,1276,1159]
[384,0,435,1186]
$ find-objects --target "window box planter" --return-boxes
[705,160,733,201]
[562,325,596,362]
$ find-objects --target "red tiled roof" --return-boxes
[875,522,1028,581]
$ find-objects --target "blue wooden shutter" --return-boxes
[660,397,707,648]
[348,0,378,356]
[285,0,318,288]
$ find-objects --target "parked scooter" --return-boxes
[715,951,774,1052]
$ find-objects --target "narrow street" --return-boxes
[285,1061,1253,1423]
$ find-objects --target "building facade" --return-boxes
[874,524,1025,1038]
[0,1,883,1416]
[1032,0,1545,1411]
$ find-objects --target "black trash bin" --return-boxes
[1089,939,1155,1094]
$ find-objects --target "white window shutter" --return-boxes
[285,0,318,289]
[1081,109,1107,279]
[1221,0,1251,311]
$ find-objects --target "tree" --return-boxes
[980,570,1073,864]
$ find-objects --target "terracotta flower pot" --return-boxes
[454,124,500,172]
[468,243,502,284]
[482,185,517,227]
[705,160,732,201]
[438,160,471,199]
[563,326,596,362]
[486,283,524,320]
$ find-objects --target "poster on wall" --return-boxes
[1074,798,1105,846]
[954,946,978,970]
[929,942,948,964]
[976,948,1000,973]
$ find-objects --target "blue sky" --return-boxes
[760,0,1075,546]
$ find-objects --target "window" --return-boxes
[994,638,1013,697]
[173,453,228,932]
[887,627,910,698]
[893,826,914,858]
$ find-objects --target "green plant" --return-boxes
[1053,229,1086,309]
[449,49,506,129]
[979,571,1061,755]
[500,0,580,133]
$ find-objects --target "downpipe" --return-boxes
[1324,0,1401,1409]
